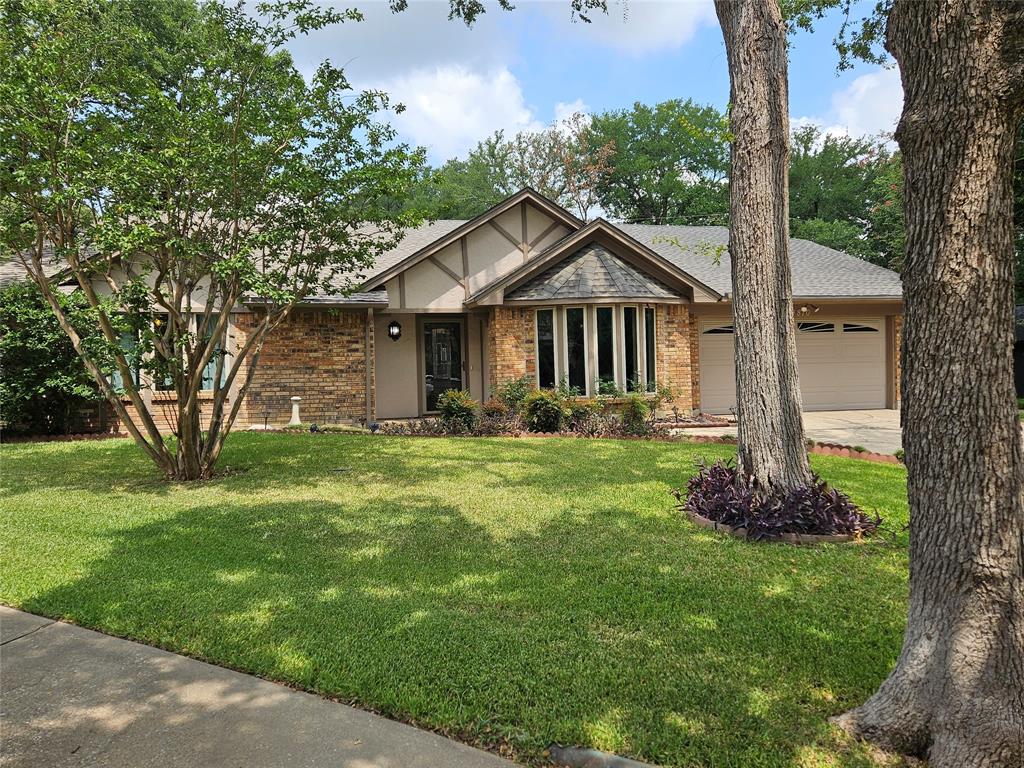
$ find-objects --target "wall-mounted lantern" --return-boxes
[387,320,402,342]
[797,304,821,315]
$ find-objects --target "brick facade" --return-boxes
[488,306,535,394]
[654,305,696,412]
[238,308,373,427]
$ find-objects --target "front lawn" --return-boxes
[0,434,910,767]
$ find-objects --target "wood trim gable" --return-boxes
[464,218,724,306]
[360,188,583,291]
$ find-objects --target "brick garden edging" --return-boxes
[685,509,862,545]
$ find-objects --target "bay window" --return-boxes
[534,304,661,396]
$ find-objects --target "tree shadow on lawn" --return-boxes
[20,486,910,767]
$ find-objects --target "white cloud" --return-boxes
[377,65,544,160]
[537,0,717,55]
[797,66,903,141]
[554,98,588,123]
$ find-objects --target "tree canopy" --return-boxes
[0,0,424,478]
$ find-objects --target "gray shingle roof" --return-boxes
[0,247,66,288]
[506,242,682,301]
[616,224,903,298]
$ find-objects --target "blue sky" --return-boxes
[289,1,902,164]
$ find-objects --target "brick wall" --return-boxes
[652,305,694,411]
[488,306,535,394]
[238,309,372,427]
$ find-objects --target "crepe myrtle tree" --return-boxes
[0,0,424,480]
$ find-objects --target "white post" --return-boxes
[288,396,302,426]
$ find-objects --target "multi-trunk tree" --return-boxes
[0,0,423,480]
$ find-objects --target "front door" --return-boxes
[423,321,463,412]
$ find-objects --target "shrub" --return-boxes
[565,399,603,436]
[594,378,624,397]
[894,448,905,462]
[621,393,651,435]
[522,389,566,433]
[478,398,520,435]
[437,389,477,433]
[0,281,107,435]
[496,376,532,413]
[673,459,881,541]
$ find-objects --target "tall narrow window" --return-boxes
[153,315,174,391]
[200,314,228,391]
[565,307,586,393]
[624,307,639,391]
[536,309,556,389]
[110,327,140,391]
[644,307,656,391]
[596,306,615,389]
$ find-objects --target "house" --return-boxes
[2,188,904,430]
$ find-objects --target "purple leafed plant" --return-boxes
[672,459,881,541]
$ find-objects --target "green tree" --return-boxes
[588,98,730,224]
[0,281,107,435]
[0,0,424,479]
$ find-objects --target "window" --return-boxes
[596,306,615,387]
[644,307,656,391]
[565,307,586,393]
[842,322,880,333]
[623,307,639,391]
[153,315,175,390]
[110,328,140,391]
[200,314,229,391]
[703,324,734,335]
[536,309,556,389]
[797,321,835,333]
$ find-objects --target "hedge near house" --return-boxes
[0,281,105,435]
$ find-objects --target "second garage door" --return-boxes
[699,318,887,413]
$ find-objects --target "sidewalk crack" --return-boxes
[1,619,57,646]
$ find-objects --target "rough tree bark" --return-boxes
[834,3,1024,766]
[714,0,812,492]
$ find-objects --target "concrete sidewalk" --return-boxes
[0,606,516,768]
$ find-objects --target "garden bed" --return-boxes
[685,509,863,545]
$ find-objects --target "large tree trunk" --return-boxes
[834,3,1024,766]
[714,0,812,492]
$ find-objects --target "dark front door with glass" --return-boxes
[424,321,463,412]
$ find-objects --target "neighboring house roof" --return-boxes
[506,242,682,302]
[616,224,903,299]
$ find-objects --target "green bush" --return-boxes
[565,399,603,436]
[595,378,624,397]
[523,389,566,433]
[621,392,651,435]
[496,375,532,412]
[0,281,107,435]
[437,389,478,432]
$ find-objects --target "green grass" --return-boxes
[0,434,911,768]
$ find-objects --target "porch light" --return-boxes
[798,304,820,315]
[387,320,402,341]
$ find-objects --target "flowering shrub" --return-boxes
[673,459,881,541]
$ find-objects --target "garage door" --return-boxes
[699,318,887,413]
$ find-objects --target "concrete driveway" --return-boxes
[687,409,902,455]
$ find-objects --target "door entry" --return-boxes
[423,321,463,411]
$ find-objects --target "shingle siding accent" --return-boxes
[506,242,682,301]
[237,309,371,427]
[488,306,535,393]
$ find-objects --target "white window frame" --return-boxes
[563,305,590,396]
[641,305,657,391]
[592,304,618,394]
[620,304,642,392]
[534,307,559,389]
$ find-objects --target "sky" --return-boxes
[286,0,903,164]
